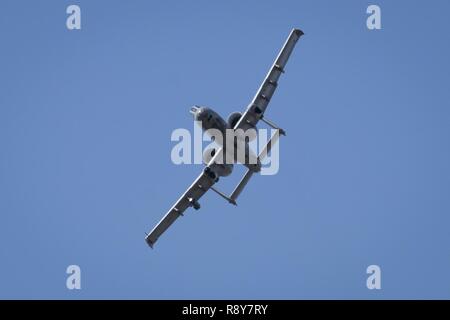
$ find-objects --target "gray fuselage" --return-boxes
[190,106,260,173]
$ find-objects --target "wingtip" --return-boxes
[293,28,304,37]
[145,234,155,249]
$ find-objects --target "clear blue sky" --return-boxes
[1,0,449,299]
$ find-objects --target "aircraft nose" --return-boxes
[190,105,204,121]
[190,106,199,115]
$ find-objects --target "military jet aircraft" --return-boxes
[145,28,304,248]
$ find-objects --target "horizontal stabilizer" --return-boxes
[230,169,254,202]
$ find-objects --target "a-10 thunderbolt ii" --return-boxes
[145,29,304,248]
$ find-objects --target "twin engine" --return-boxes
[227,111,257,141]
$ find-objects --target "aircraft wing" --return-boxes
[235,28,303,130]
[145,166,218,248]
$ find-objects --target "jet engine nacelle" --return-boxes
[227,112,242,129]
[203,147,217,165]
[203,147,233,177]
[227,111,257,141]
